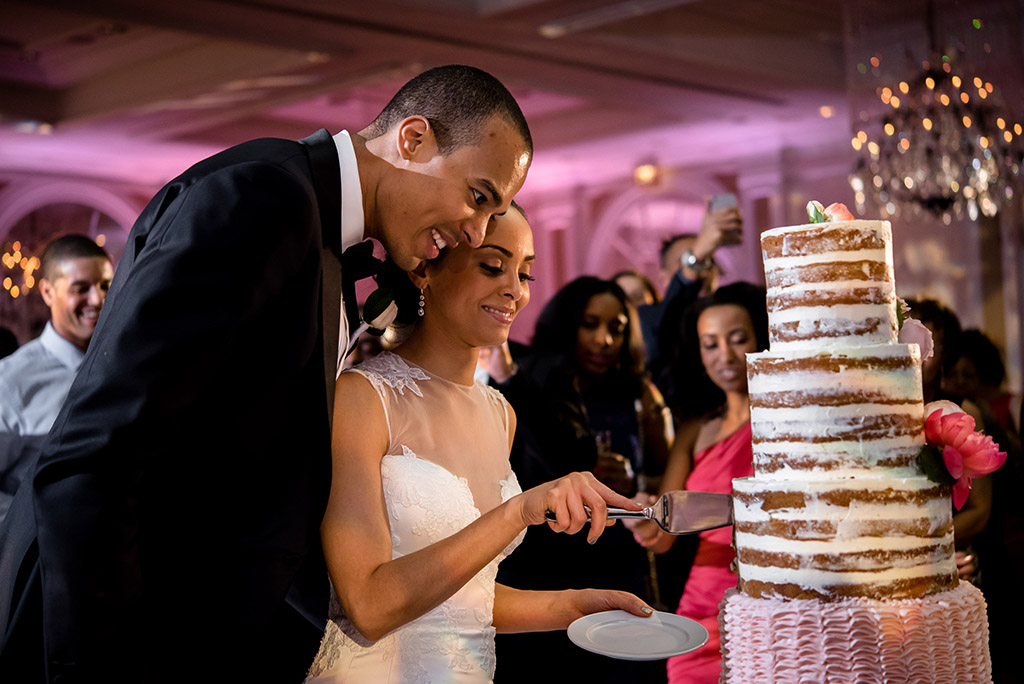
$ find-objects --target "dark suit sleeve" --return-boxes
[638,271,701,368]
[646,272,703,401]
[30,158,324,680]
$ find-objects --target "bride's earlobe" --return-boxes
[407,263,429,290]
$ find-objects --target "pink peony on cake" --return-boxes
[718,205,998,684]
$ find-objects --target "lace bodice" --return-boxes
[306,352,524,684]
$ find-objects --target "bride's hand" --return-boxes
[566,588,654,622]
[515,471,643,544]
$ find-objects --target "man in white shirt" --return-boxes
[0,235,112,524]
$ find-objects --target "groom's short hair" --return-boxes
[362,65,532,157]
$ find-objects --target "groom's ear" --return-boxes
[407,262,429,290]
[396,116,435,161]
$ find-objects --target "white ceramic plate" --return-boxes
[567,610,709,661]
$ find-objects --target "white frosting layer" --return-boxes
[764,248,889,271]
[749,367,917,395]
[752,402,921,426]
[738,557,955,589]
[751,463,922,481]
[753,436,920,456]
[768,303,894,326]
[769,332,897,352]
[735,530,948,553]
[750,343,916,364]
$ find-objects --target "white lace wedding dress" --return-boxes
[306,352,525,684]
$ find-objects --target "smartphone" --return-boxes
[709,193,742,246]
[709,193,738,211]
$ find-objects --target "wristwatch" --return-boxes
[681,249,715,273]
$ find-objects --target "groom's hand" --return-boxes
[517,471,643,544]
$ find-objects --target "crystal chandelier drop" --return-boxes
[850,48,1024,224]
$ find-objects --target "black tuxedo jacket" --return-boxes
[0,130,345,683]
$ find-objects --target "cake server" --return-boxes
[545,490,733,535]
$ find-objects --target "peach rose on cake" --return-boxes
[823,202,855,221]
[806,200,855,223]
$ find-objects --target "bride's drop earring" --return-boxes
[418,289,425,317]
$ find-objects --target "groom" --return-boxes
[0,65,532,683]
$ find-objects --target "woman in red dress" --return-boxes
[629,282,768,684]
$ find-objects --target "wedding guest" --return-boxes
[0,65,533,684]
[642,201,742,398]
[0,235,112,525]
[941,328,1019,555]
[941,327,1024,683]
[901,298,988,580]
[902,297,962,404]
[613,268,660,308]
[657,234,718,299]
[492,275,672,684]
[306,206,652,683]
[629,282,768,684]
[945,329,1022,452]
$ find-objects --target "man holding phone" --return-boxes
[657,193,741,296]
[641,194,743,391]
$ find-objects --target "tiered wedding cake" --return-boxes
[718,210,994,683]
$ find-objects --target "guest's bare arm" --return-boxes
[322,373,643,642]
[492,584,652,633]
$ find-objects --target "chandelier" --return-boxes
[850,47,1024,224]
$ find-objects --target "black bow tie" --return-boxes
[339,240,383,350]
[341,240,381,282]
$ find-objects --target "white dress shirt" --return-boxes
[332,130,366,374]
[0,322,85,523]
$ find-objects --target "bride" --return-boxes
[306,204,653,683]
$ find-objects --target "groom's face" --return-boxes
[377,116,531,272]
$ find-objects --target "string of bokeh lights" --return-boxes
[1,242,39,300]
[2,234,108,300]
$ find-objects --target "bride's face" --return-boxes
[421,207,534,348]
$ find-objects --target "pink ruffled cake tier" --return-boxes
[719,582,992,684]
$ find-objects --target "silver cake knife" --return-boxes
[544,490,733,535]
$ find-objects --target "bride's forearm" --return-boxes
[492,585,579,633]
[492,585,654,633]
[326,498,527,642]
